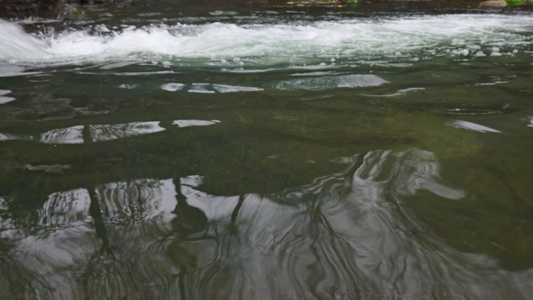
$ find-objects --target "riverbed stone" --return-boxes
[479,0,508,6]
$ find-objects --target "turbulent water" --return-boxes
[1,4,533,300]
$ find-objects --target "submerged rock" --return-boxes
[0,93,75,122]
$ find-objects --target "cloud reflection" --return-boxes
[178,149,526,300]
[40,125,84,144]
[0,148,532,300]
[90,121,165,142]
[1,119,221,145]
[0,178,187,299]
[276,74,388,91]
[0,89,16,104]
[446,120,501,133]
[0,132,30,141]
[39,188,91,226]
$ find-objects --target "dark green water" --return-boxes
[1,3,533,299]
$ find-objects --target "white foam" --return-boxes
[290,71,343,77]
[0,19,48,61]
[1,14,532,68]
[276,74,387,90]
[118,83,139,89]
[188,83,215,93]
[161,83,185,92]
[361,87,426,97]
[172,119,220,128]
[212,84,263,93]
[209,11,239,16]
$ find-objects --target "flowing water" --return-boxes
[1,2,533,299]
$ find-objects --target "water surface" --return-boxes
[1,4,533,299]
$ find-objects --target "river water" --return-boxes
[1,2,533,299]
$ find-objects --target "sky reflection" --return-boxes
[1,148,532,299]
[0,119,221,145]
[90,121,166,142]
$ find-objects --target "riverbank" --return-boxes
[1,0,532,22]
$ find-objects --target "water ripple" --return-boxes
[1,149,532,299]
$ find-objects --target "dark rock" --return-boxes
[0,0,64,20]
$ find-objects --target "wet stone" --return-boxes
[480,0,508,6]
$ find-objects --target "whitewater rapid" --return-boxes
[1,14,533,69]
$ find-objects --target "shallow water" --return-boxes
[1,3,533,299]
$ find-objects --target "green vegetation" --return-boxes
[505,0,526,5]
